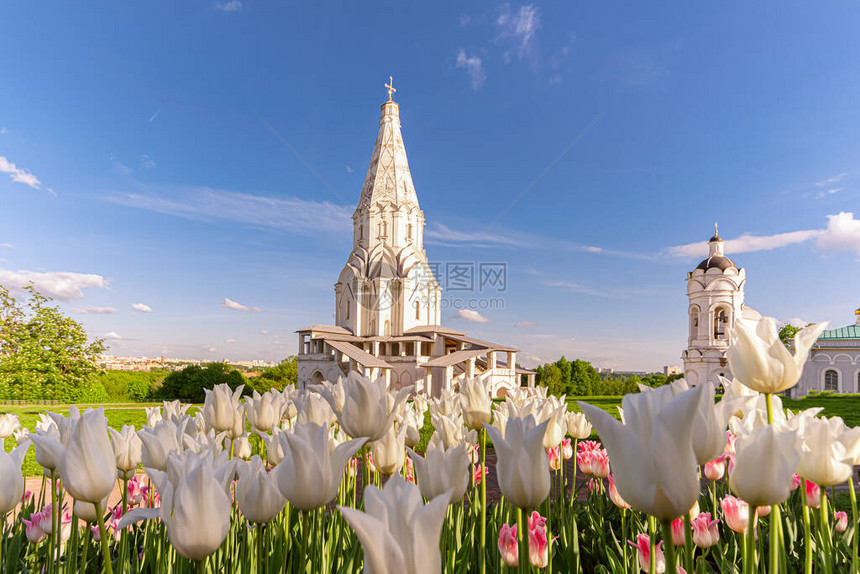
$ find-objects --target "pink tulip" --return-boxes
[60,510,72,542]
[469,443,480,465]
[755,505,771,518]
[791,474,802,491]
[498,523,518,567]
[528,512,549,568]
[473,463,488,486]
[691,512,720,548]
[366,452,376,474]
[21,516,46,544]
[704,456,726,481]
[670,517,685,546]
[608,475,631,509]
[404,456,415,483]
[576,451,593,475]
[591,449,610,479]
[805,480,820,509]
[561,438,573,460]
[835,511,849,534]
[578,440,601,453]
[36,505,53,535]
[629,534,665,574]
[91,523,102,542]
[547,446,562,471]
[127,475,146,506]
[22,490,33,505]
[588,478,600,495]
[724,430,737,455]
[721,495,752,535]
[723,453,736,477]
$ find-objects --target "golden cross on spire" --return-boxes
[385,76,396,101]
[714,222,719,237]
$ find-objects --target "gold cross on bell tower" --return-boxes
[385,76,396,101]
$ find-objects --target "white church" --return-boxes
[296,83,534,397]
[681,226,860,395]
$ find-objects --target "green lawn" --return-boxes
[783,393,860,427]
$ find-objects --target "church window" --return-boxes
[824,369,839,392]
[414,300,420,320]
[346,301,350,321]
[857,371,860,393]
[690,308,699,338]
[714,309,728,340]
[407,223,413,241]
[358,225,364,242]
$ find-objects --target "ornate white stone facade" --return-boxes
[681,228,747,386]
[795,310,860,397]
[296,89,534,396]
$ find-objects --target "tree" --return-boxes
[252,356,298,392]
[157,362,248,403]
[779,324,804,348]
[0,285,107,402]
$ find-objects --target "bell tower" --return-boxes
[682,224,746,386]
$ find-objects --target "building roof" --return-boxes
[324,339,393,369]
[403,325,465,336]
[445,333,518,352]
[818,325,860,340]
[695,256,737,271]
[355,99,420,212]
[423,349,486,368]
[295,324,353,335]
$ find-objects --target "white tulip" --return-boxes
[138,417,188,471]
[145,406,163,427]
[274,421,366,511]
[459,376,493,431]
[578,384,705,521]
[108,424,143,480]
[370,425,407,476]
[407,443,470,505]
[484,415,551,511]
[312,372,411,442]
[339,475,450,574]
[0,443,29,514]
[565,411,592,440]
[797,417,853,487]
[730,425,799,507]
[73,494,110,523]
[295,391,336,426]
[29,421,62,473]
[541,404,567,449]
[686,382,754,465]
[202,383,246,439]
[396,407,423,448]
[429,413,477,451]
[0,412,21,439]
[728,316,828,394]
[244,390,288,433]
[255,427,285,467]
[163,400,191,421]
[229,434,253,461]
[429,389,461,419]
[236,456,286,524]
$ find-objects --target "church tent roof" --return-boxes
[324,339,393,369]
[423,349,487,368]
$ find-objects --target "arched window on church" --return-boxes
[407,223,413,241]
[690,307,699,338]
[384,320,390,337]
[714,309,728,340]
[414,299,420,320]
[346,301,350,321]
[358,225,364,242]
[824,369,839,392]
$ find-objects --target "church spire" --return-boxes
[355,79,420,212]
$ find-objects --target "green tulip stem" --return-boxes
[50,470,57,574]
[769,503,782,574]
[711,480,718,517]
[683,513,694,573]
[300,511,310,570]
[94,500,115,574]
[648,516,656,574]
[745,506,757,574]
[800,477,812,574]
[80,522,90,574]
[661,520,677,574]
[621,508,628,574]
[257,523,265,574]
[517,507,527,574]
[480,427,487,574]
[571,438,578,504]
[197,558,206,574]
[820,491,833,574]
[849,476,858,574]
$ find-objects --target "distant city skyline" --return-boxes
[1,2,859,370]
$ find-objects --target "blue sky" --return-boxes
[1,2,859,370]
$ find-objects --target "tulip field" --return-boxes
[1,316,860,573]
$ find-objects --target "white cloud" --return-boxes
[543,279,605,297]
[667,229,820,257]
[215,0,243,12]
[0,156,42,190]
[496,4,541,59]
[817,211,860,255]
[585,246,602,253]
[206,346,216,353]
[452,309,490,323]
[345,165,354,173]
[70,305,117,315]
[0,243,12,248]
[140,155,156,169]
[107,188,353,236]
[109,153,132,175]
[459,13,471,27]
[0,268,108,300]
[514,320,536,328]
[816,172,847,187]
[148,109,161,123]
[260,329,269,335]
[785,318,810,328]
[0,128,7,135]
[424,222,531,247]
[225,338,237,343]
[132,303,152,313]
[104,331,123,340]
[455,49,487,90]
[271,340,283,346]
[221,297,261,312]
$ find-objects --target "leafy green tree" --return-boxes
[569,359,601,396]
[157,362,248,403]
[252,356,298,392]
[0,285,106,402]
[778,323,808,348]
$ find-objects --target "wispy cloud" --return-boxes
[225,338,237,343]
[345,165,355,173]
[215,0,243,12]
[104,331,124,340]
[496,4,541,61]
[667,229,820,257]
[0,243,12,248]
[542,279,607,297]
[107,187,353,235]
[132,303,152,313]
[148,109,161,123]
[514,320,536,328]
[0,156,43,190]
[452,309,490,323]
[816,172,847,188]
[424,222,531,247]
[70,305,117,314]
[459,13,471,27]
[455,49,487,90]
[109,153,132,175]
[140,155,156,170]
[0,268,108,299]
[221,297,261,312]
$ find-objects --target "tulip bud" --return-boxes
[805,480,821,509]
[591,449,610,479]
[576,451,593,475]
[407,444,470,505]
[704,456,726,481]
[835,511,849,534]
[561,438,573,460]
[608,475,631,509]
[528,512,549,568]
[547,446,562,471]
[565,412,592,440]
[629,534,665,574]
[459,377,493,431]
[691,512,720,548]
[670,517,685,546]
[483,416,551,511]
[720,496,752,535]
[108,425,143,480]
[237,456,287,524]
[498,523,519,567]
